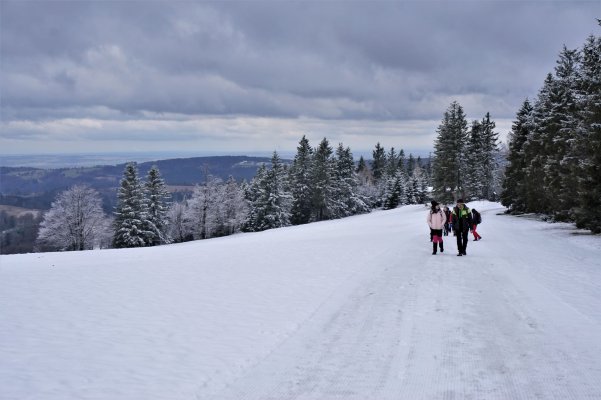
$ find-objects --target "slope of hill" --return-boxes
[1,201,600,399]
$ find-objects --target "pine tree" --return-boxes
[289,135,314,225]
[520,74,553,214]
[432,101,469,203]
[386,147,399,178]
[335,143,369,217]
[464,119,485,199]
[480,112,499,200]
[145,165,171,245]
[113,163,154,248]
[501,99,534,212]
[574,35,601,232]
[371,142,387,182]
[243,153,292,231]
[382,170,407,209]
[406,153,415,177]
[398,149,406,173]
[311,138,337,221]
[546,46,581,220]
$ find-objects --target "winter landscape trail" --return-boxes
[1,202,600,400]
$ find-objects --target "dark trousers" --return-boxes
[456,230,468,254]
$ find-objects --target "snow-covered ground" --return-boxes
[1,201,600,400]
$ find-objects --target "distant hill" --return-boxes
[0,155,276,211]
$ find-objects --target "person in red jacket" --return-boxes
[471,208,482,241]
[427,200,447,255]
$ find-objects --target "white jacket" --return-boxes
[427,208,447,230]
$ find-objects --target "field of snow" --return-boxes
[1,201,600,400]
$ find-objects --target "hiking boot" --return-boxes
[457,253,462,256]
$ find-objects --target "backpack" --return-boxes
[474,211,482,224]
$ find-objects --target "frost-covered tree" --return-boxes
[37,184,109,251]
[167,201,190,243]
[113,163,155,248]
[145,165,171,245]
[432,101,469,203]
[222,176,248,235]
[289,135,314,225]
[356,155,377,208]
[186,175,224,239]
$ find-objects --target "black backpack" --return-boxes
[474,211,482,224]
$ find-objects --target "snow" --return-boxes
[1,201,600,399]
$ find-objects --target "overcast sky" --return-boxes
[1,1,599,157]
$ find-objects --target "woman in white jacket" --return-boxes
[427,200,447,255]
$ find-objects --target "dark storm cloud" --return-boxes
[1,0,599,153]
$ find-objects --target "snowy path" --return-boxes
[210,203,601,400]
[1,202,601,399]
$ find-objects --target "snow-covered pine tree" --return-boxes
[335,143,369,217]
[145,165,171,245]
[289,135,314,225]
[464,119,485,200]
[242,164,267,232]
[398,149,406,174]
[311,138,337,221]
[501,99,534,213]
[406,153,415,178]
[243,153,292,231]
[479,112,499,200]
[545,46,581,221]
[431,101,469,203]
[37,184,108,251]
[573,34,601,233]
[412,164,429,204]
[522,74,557,214]
[382,169,408,210]
[356,155,377,208]
[371,142,387,183]
[113,163,155,248]
[386,147,399,178]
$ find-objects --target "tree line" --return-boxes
[501,33,600,233]
[430,102,503,204]
[35,136,431,251]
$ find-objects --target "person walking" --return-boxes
[443,206,451,236]
[452,199,472,256]
[427,200,446,255]
[471,208,482,241]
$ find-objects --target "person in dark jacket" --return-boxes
[443,206,451,236]
[452,199,472,256]
[471,208,482,241]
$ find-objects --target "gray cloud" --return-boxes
[1,0,598,154]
